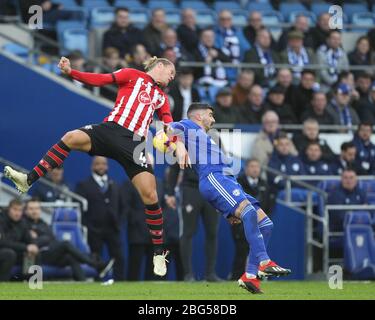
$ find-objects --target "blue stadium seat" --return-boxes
[351,12,375,30]
[53,208,80,223]
[56,20,86,40]
[180,1,209,10]
[197,85,221,105]
[90,7,115,28]
[195,9,216,27]
[214,1,241,12]
[310,2,331,17]
[344,225,375,279]
[165,9,181,26]
[262,11,284,31]
[115,0,145,9]
[289,11,317,25]
[277,188,319,204]
[231,10,247,28]
[279,3,308,20]
[61,29,89,57]
[247,2,273,13]
[52,0,80,8]
[148,1,178,10]
[344,211,372,227]
[81,0,111,8]
[343,3,368,19]
[129,8,149,28]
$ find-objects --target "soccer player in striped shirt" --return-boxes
[163,103,291,293]
[4,56,188,277]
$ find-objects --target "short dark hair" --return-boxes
[245,158,260,166]
[25,198,40,210]
[306,141,321,150]
[8,198,23,209]
[342,167,357,175]
[358,122,373,131]
[115,7,129,15]
[187,103,213,117]
[341,141,356,152]
[301,69,316,77]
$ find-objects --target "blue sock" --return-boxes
[240,204,270,277]
[246,216,274,276]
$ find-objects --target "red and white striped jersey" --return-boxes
[70,68,173,137]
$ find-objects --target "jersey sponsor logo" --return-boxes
[138,90,152,105]
[185,204,193,213]
[232,189,241,197]
[84,125,93,130]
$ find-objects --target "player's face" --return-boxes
[159,64,176,87]
[202,109,215,131]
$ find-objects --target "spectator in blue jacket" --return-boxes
[327,169,367,231]
[268,133,305,190]
[214,10,250,81]
[351,122,375,175]
[301,142,332,185]
[330,142,365,175]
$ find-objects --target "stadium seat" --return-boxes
[344,211,372,227]
[52,0,80,8]
[129,8,149,28]
[148,1,178,10]
[289,11,317,24]
[344,225,375,279]
[213,1,241,13]
[277,188,319,204]
[310,2,331,17]
[351,12,375,30]
[279,3,308,20]
[343,4,368,19]
[180,1,209,10]
[2,43,29,58]
[90,7,115,28]
[195,9,216,27]
[81,0,111,8]
[56,20,86,40]
[231,10,247,28]
[60,28,89,57]
[262,11,284,31]
[197,85,221,105]
[115,0,145,9]
[53,208,80,223]
[247,2,273,13]
[164,9,181,27]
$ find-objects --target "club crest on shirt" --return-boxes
[232,189,241,196]
[138,91,151,104]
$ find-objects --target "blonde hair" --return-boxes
[143,56,173,72]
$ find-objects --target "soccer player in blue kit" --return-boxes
[165,103,291,294]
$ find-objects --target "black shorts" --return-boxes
[78,122,153,180]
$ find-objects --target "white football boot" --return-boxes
[153,250,169,277]
[3,166,30,193]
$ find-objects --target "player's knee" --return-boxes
[234,199,251,218]
[140,189,158,204]
[61,130,77,147]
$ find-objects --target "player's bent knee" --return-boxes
[140,189,159,204]
[234,199,251,218]
[62,130,90,151]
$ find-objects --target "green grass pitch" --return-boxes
[0,281,374,300]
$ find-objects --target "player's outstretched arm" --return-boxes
[58,56,115,87]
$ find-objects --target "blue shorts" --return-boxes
[199,172,261,218]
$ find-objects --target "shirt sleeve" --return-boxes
[167,122,186,139]
[156,93,173,124]
[112,68,132,85]
[70,69,116,86]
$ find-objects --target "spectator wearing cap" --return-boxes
[301,92,335,126]
[213,87,239,124]
[287,69,319,121]
[351,122,375,175]
[326,83,360,127]
[357,81,375,124]
[293,118,335,163]
[300,142,332,185]
[264,85,298,124]
[277,14,314,52]
[231,69,255,106]
[102,7,143,58]
[177,9,200,56]
[310,13,331,50]
[280,30,316,83]
[348,36,375,78]
[317,31,349,91]
[243,27,280,88]
[167,68,200,121]
[252,111,298,167]
[193,28,231,88]
[238,85,266,124]
[337,71,361,105]
[242,11,276,48]
[143,8,169,56]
